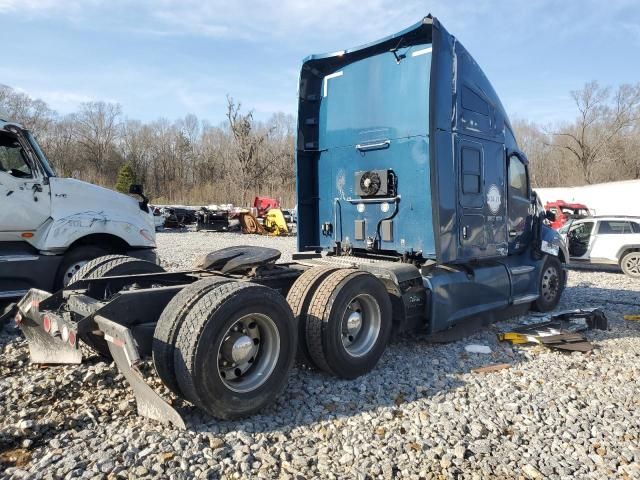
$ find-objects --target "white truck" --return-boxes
[0,117,157,299]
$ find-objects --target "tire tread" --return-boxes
[286,266,340,367]
[153,276,233,396]
[68,254,129,285]
[174,282,258,407]
[305,269,358,375]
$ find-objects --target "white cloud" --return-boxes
[19,88,118,111]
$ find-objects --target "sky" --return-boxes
[0,0,639,127]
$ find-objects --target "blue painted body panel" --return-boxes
[295,15,568,331]
[296,16,515,263]
[313,43,434,255]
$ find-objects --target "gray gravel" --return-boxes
[154,229,298,270]
[2,231,640,479]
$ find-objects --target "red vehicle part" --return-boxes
[545,200,591,230]
[253,196,280,217]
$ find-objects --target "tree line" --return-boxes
[0,85,295,206]
[2,80,640,207]
[513,81,640,187]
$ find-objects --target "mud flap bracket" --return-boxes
[16,290,83,365]
[95,315,186,429]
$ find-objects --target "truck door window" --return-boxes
[508,156,528,198]
[0,133,32,178]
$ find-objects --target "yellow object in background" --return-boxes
[263,209,289,236]
[624,315,640,321]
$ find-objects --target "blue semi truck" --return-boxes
[3,15,567,426]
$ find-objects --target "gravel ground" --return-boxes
[1,230,640,479]
[154,229,298,271]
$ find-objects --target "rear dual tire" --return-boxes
[303,269,392,379]
[161,281,296,419]
[286,266,340,366]
[153,276,234,396]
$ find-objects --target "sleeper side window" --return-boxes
[462,147,481,194]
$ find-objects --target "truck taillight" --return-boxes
[14,312,22,325]
[43,315,51,332]
[68,330,77,347]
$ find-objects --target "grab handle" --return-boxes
[356,140,390,152]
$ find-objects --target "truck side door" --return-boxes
[506,153,531,254]
[0,132,51,233]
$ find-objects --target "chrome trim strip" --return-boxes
[0,255,39,262]
[512,294,539,305]
[0,289,29,299]
[510,265,535,275]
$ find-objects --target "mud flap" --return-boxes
[21,315,83,364]
[16,290,83,365]
[94,315,186,429]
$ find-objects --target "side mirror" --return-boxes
[129,184,149,212]
[129,184,144,196]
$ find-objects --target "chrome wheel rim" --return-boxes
[217,313,280,393]
[63,260,90,286]
[541,266,559,302]
[623,254,640,275]
[341,294,381,357]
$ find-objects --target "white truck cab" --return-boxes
[0,118,156,298]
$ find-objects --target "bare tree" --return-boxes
[0,84,55,132]
[226,96,274,204]
[548,81,640,183]
[75,101,122,180]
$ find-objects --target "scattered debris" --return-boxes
[465,344,492,354]
[498,309,607,353]
[162,208,186,229]
[263,208,289,236]
[239,210,290,236]
[253,195,280,217]
[623,314,640,322]
[471,363,511,374]
[239,212,265,234]
[195,206,233,232]
[0,448,31,468]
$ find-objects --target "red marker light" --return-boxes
[68,330,76,347]
[14,312,22,325]
[43,315,51,332]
